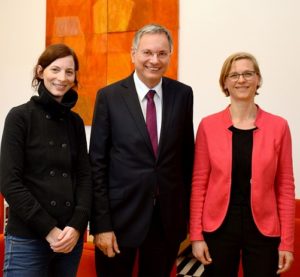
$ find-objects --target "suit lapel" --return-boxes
[120,75,154,156]
[158,78,176,157]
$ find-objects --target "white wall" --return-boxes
[0,0,46,146]
[179,0,300,197]
[0,0,299,197]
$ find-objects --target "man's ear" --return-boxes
[130,48,136,63]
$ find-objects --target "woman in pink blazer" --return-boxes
[190,52,295,276]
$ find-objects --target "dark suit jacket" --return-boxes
[89,74,194,247]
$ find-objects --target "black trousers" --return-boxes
[95,204,180,277]
[202,205,280,277]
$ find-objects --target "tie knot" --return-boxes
[146,90,156,100]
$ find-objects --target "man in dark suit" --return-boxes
[89,24,194,277]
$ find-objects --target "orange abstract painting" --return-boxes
[46,0,178,124]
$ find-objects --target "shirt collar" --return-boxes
[133,71,162,101]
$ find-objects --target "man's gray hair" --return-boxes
[132,24,173,52]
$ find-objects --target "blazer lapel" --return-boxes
[120,75,154,156]
[157,78,176,157]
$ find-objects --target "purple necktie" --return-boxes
[146,90,158,156]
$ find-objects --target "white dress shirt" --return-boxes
[133,72,162,142]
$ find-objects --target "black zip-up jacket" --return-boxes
[0,83,92,238]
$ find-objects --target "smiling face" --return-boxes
[224,59,260,103]
[38,55,76,102]
[131,33,171,88]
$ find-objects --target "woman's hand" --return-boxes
[49,226,80,253]
[45,227,63,245]
[277,250,294,274]
[192,240,212,265]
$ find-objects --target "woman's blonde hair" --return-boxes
[219,52,262,96]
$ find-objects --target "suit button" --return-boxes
[65,201,71,207]
[61,143,67,148]
[50,200,56,207]
[50,170,55,176]
[49,140,54,146]
[62,172,68,178]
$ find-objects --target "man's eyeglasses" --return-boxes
[227,71,257,81]
[139,50,170,59]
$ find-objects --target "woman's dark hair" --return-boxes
[32,43,79,89]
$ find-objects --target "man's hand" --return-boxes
[94,231,120,257]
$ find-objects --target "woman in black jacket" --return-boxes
[0,43,92,277]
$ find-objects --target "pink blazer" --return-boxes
[190,106,295,251]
